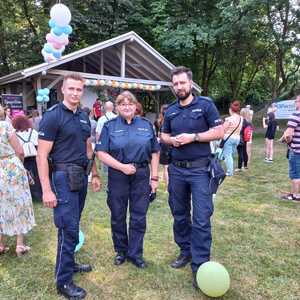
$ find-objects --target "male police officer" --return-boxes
[37,73,101,299]
[161,66,224,289]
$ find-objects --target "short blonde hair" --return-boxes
[0,105,5,120]
[116,91,138,106]
[63,73,85,84]
[241,108,251,122]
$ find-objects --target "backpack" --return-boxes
[243,125,252,142]
[16,129,37,158]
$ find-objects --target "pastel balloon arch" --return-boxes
[42,2,72,63]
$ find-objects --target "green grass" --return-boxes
[1,135,300,300]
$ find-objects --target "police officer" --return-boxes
[161,66,224,289]
[96,90,159,268]
[37,73,101,299]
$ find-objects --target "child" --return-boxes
[263,112,278,162]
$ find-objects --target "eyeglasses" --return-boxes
[118,103,135,108]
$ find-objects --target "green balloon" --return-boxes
[197,261,230,297]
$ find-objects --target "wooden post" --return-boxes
[121,44,126,77]
[36,76,43,115]
[22,81,27,111]
[100,51,104,75]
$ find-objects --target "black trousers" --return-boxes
[237,142,248,169]
[107,166,151,259]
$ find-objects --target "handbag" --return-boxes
[215,117,242,160]
[208,156,226,194]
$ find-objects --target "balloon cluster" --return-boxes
[36,88,50,103]
[42,4,72,63]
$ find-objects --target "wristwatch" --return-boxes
[193,133,200,142]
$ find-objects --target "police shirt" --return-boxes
[162,96,222,161]
[95,115,159,163]
[38,102,91,166]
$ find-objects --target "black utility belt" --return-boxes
[133,162,149,168]
[52,163,87,172]
[173,159,210,168]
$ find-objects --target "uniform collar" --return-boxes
[61,102,80,115]
[119,115,138,124]
[176,94,197,109]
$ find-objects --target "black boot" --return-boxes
[170,254,191,269]
[74,263,92,273]
[57,282,87,299]
[114,252,127,266]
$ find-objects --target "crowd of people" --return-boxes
[0,68,299,299]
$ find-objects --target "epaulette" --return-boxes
[104,117,117,125]
[45,104,59,112]
[167,99,177,107]
[140,116,154,125]
[198,96,213,102]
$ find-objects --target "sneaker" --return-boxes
[235,168,242,172]
[266,159,273,163]
[280,194,293,201]
[292,195,300,202]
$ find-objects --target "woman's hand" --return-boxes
[150,179,159,193]
[91,176,101,192]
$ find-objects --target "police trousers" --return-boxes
[51,170,88,287]
[107,166,151,259]
[168,163,213,272]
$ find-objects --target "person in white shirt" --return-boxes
[13,115,42,200]
[96,101,117,141]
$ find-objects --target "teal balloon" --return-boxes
[43,95,50,102]
[75,230,85,252]
[44,43,53,54]
[43,88,50,95]
[63,25,72,35]
[49,19,56,28]
[36,95,43,102]
[197,261,230,297]
[53,26,64,36]
[53,51,62,59]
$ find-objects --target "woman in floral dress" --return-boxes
[0,105,35,256]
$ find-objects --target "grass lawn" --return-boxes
[1,135,300,300]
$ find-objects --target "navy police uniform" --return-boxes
[38,102,91,287]
[162,95,222,272]
[96,115,159,260]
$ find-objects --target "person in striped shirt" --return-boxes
[281,95,300,202]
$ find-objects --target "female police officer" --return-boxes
[96,91,159,268]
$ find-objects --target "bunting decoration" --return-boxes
[84,79,161,91]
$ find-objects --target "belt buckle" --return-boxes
[186,161,192,168]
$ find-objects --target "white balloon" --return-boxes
[42,49,56,63]
[50,4,71,27]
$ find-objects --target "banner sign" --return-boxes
[274,100,296,119]
[2,94,23,110]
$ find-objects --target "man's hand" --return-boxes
[121,164,136,175]
[284,128,294,144]
[43,190,57,208]
[91,176,101,192]
[170,136,181,147]
[175,133,195,146]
